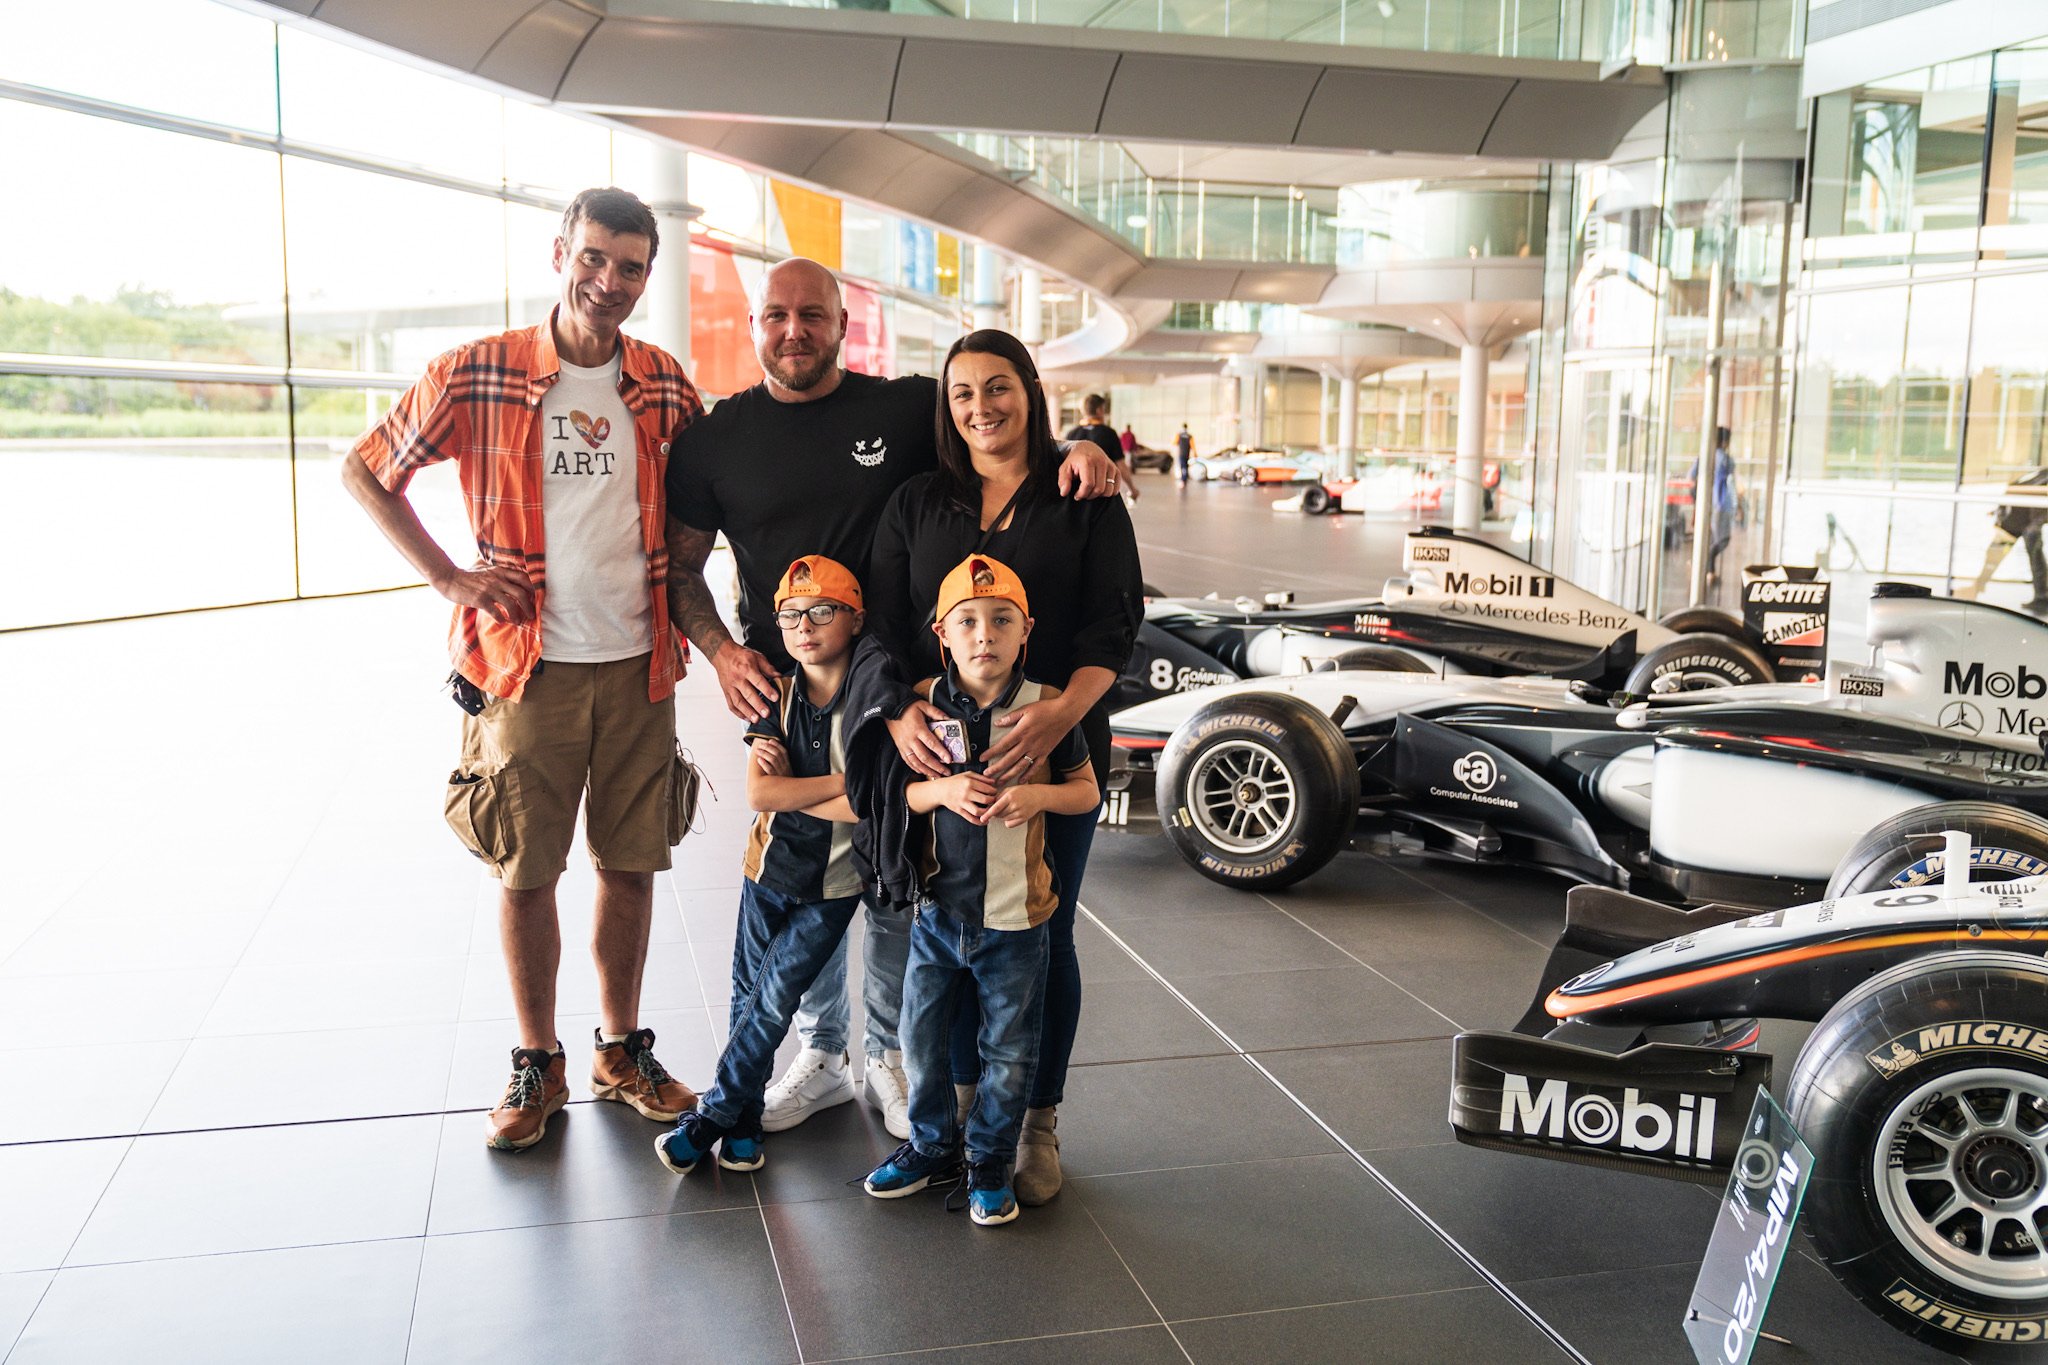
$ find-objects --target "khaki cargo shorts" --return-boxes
[443,654,682,890]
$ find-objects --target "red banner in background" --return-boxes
[843,281,892,378]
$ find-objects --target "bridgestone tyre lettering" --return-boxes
[1157,693,1359,890]
[1655,605,1749,640]
[1301,486,1331,515]
[1326,646,1432,674]
[1788,952,2048,1358]
[1622,633,1773,694]
[1825,803,2048,900]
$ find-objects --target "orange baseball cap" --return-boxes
[934,553,1030,623]
[775,555,863,610]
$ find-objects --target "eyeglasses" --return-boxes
[774,603,850,628]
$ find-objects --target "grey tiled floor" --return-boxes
[0,482,1945,1362]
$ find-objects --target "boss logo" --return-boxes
[1839,676,1885,698]
[1410,544,1452,562]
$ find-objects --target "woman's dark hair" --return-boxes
[932,329,1061,512]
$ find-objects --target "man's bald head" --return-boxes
[753,258,848,400]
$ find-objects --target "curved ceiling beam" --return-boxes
[288,0,1667,161]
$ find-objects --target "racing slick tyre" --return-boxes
[1301,486,1332,515]
[1788,951,2048,1358]
[1320,646,1432,674]
[1622,633,1773,695]
[1157,693,1358,890]
[1656,606,1747,639]
[1825,803,2048,899]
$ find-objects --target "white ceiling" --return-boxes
[1115,143,1542,188]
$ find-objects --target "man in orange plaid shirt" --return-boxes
[343,187,706,1152]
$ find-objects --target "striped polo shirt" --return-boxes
[742,672,859,901]
[919,668,1090,931]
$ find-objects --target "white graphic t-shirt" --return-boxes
[538,354,652,662]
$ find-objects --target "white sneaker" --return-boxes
[760,1048,854,1132]
[863,1049,912,1140]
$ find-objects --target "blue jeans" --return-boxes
[903,902,1049,1167]
[790,897,911,1060]
[949,808,1095,1107]
[698,879,861,1134]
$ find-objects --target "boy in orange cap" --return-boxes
[860,554,1098,1225]
[656,555,870,1175]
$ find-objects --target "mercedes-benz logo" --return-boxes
[1940,700,1985,735]
[1441,598,1469,617]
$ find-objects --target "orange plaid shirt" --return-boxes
[353,316,704,702]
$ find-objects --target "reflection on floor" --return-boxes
[0,482,1945,1362]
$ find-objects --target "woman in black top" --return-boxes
[868,329,1143,1206]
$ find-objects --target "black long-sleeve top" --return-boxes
[868,471,1144,784]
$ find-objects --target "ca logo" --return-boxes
[1452,752,1498,793]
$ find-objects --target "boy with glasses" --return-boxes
[654,556,870,1174]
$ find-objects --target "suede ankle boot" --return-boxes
[1014,1106,1062,1206]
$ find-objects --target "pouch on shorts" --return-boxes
[445,768,512,868]
[667,743,711,846]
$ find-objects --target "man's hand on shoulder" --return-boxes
[1056,440,1119,500]
[710,640,780,722]
[435,561,534,625]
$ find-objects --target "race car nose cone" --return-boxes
[1963,1135,2037,1202]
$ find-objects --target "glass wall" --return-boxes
[0,0,969,629]
[1789,34,2048,612]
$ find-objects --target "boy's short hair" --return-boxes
[775,555,863,610]
[934,553,1029,622]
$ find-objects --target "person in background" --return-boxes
[1174,423,1194,487]
[1065,393,1137,500]
[1960,467,2048,613]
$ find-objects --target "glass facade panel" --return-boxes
[0,378,294,628]
[280,157,510,376]
[0,0,278,132]
[0,104,287,367]
[277,26,504,183]
[293,387,472,598]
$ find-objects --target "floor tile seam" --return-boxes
[1380,863,1561,951]
[1068,1149,1347,1184]
[1157,1280,1535,1328]
[0,946,476,985]
[57,1229,432,1274]
[661,877,719,1014]
[1252,892,1464,1032]
[0,1270,58,1365]
[1502,1256,1705,1290]
[3,1105,474,1150]
[748,1151,812,1363]
[1070,1198,1198,1365]
[1076,901,1595,1365]
[799,1321,1178,1363]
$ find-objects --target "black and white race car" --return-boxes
[1451,822,2048,1358]
[1118,527,1785,711]
[1112,581,2048,905]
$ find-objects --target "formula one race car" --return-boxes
[1115,581,2048,903]
[1451,821,2048,1358]
[1117,527,1782,713]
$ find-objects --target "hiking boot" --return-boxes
[1014,1106,1062,1205]
[863,1140,960,1198]
[655,1109,726,1175]
[761,1048,854,1131]
[591,1027,696,1122]
[863,1050,911,1140]
[486,1045,568,1151]
[965,1159,1018,1227]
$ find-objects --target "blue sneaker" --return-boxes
[863,1140,958,1198]
[719,1130,765,1172]
[655,1110,724,1175]
[966,1160,1018,1227]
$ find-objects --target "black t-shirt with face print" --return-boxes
[667,372,938,670]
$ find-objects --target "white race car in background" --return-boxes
[1114,581,2048,907]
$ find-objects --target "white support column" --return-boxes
[1454,342,1488,532]
[972,244,1004,332]
[1336,370,1359,480]
[1239,362,1264,449]
[1018,268,1044,346]
[643,151,692,371]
